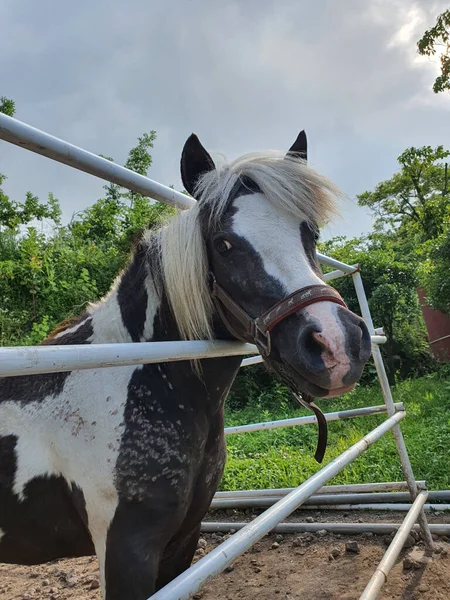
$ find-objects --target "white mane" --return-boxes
[155,152,341,342]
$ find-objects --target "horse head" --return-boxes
[177,131,371,404]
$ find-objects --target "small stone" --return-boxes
[418,584,430,593]
[195,548,206,557]
[42,579,50,587]
[434,545,443,554]
[29,573,39,579]
[317,529,328,537]
[345,541,360,554]
[193,593,203,600]
[90,579,100,590]
[225,563,234,573]
[295,549,305,556]
[305,516,314,523]
[254,567,262,573]
[275,534,283,543]
[197,538,207,549]
[292,537,302,547]
[330,547,341,558]
[22,595,32,600]
[271,542,280,549]
[66,577,77,588]
[404,534,416,549]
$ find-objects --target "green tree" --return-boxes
[417,9,450,93]
[0,98,62,231]
[319,236,433,384]
[357,145,450,241]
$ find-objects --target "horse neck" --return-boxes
[88,238,242,403]
[88,240,160,344]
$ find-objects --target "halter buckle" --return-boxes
[254,324,272,357]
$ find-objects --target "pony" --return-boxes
[0,130,371,599]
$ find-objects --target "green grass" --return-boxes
[220,373,450,491]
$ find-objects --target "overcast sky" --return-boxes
[1,0,449,240]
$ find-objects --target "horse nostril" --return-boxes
[311,331,332,355]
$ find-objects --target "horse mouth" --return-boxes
[269,361,357,399]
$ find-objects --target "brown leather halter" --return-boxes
[211,275,347,463]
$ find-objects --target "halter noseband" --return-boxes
[210,276,347,463]
[211,277,347,356]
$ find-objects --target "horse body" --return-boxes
[0,239,240,598]
[0,131,372,599]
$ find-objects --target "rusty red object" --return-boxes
[417,288,450,362]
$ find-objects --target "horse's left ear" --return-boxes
[286,130,307,161]
[181,134,216,197]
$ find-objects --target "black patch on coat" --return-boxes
[300,221,322,276]
[0,434,92,565]
[117,242,149,342]
[0,318,94,407]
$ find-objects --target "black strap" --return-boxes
[293,393,328,463]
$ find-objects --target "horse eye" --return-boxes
[215,238,233,255]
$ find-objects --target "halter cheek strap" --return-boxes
[210,275,347,463]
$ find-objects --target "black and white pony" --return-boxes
[0,131,371,599]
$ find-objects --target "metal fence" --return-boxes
[0,113,446,600]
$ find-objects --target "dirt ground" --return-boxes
[1,512,450,600]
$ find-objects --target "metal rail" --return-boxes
[0,113,194,210]
[214,481,427,498]
[201,521,450,536]
[0,340,257,377]
[360,491,429,600]
[224,403,403,435]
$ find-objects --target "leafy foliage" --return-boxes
[222,372,450,491]
[417,9,450,94]
[357,145,450,240]
[0,98,175,345]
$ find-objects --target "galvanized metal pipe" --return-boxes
[352,271,435,552]
[224,403,404,436]
[148,411,405,600]
[360,491,429,600]
[0,340,257,378]
[290,502,448,512]
[214,481,427,498]
[316,253,357,273]
[324,266,359,281]
[0,113,194,210]
[210,490,450,509]
[201,520,450,536]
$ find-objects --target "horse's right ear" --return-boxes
[181,134,216,197]
[286,130,307,161]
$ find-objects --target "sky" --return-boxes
[0,0,449,240]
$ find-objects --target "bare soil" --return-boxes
[1,511,450,600]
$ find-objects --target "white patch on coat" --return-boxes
[232,194,349,388]
[0,365,137,590]
[89,283,133,343]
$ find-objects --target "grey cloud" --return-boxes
[1,0,449,240]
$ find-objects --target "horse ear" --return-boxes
[180,134,215,197]
[286,130,307,161]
